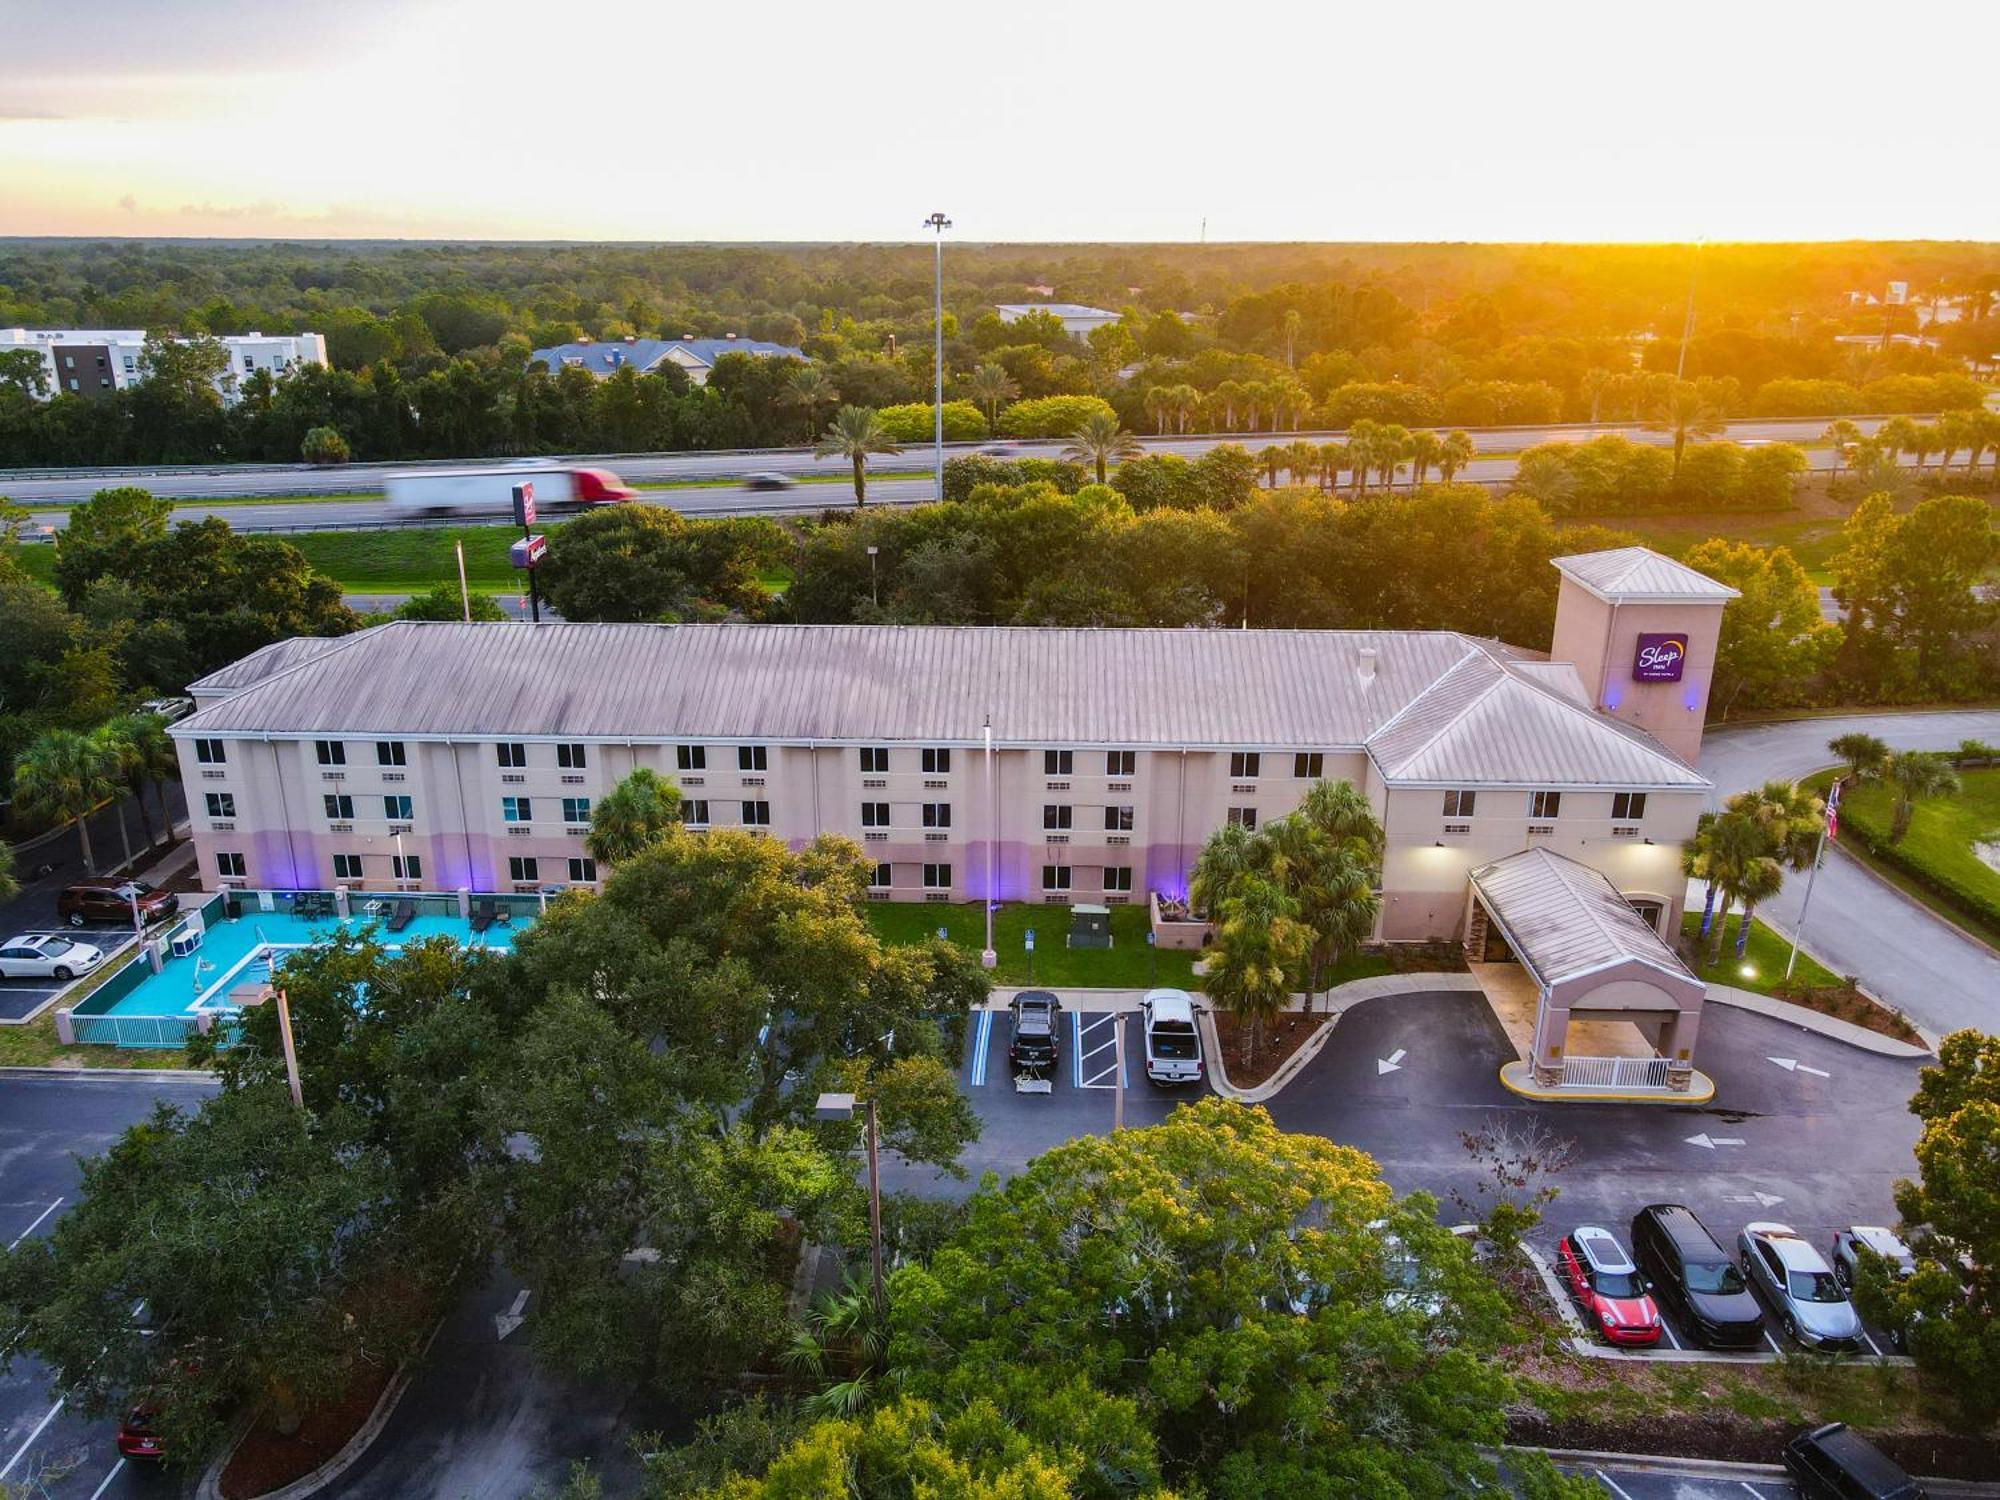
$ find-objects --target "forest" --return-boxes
[1,239,1995,465]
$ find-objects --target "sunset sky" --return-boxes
[3,0,1993,243]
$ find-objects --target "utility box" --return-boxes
[1069,903,1112,949]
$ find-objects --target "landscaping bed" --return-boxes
[219,1356,396,1500]
[1212,1011,1326,1089]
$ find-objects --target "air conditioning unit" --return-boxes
[1046,780,1071,792]
[1443,823,1470,835]
[561,775,586,785]
[1231,783,1255,794]
[1104,894,1130,905]
[864,830,888,841]
[681,776,704,786]
[509,826,533,837]
[382,772,406,783]
[321,771,346,782]
[924,892,950,903]
[862,778,886,789]
[1107,781,1132,792]
[169,928,203,959]
[925,831,948,842]
[924,779,948,789]
[1612,825,1640,839]
[741,776,766,787]
[1107,834,1130,846]
[501,773,525,784]
[1046,834,1070,845]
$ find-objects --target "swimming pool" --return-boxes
[65,892,538,1048]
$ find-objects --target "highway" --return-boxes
[1,415,1899,533]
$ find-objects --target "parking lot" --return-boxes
[0,926,140,1024]
[0,1075,215,1498]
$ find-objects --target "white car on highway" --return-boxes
[0,933,106,981]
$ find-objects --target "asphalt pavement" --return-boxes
[0,1073,217,1500]
[4,415,1884,530]
[1700,711,2000,1036]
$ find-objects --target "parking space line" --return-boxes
[88,1456,127,1500]
[6,1198,62,1250]
[1071,1011,1082,1088]
[968,1011,993,1088]
[1860,1328,1884,1358]
[1658,1315,1681,1351]
[1592,1470,1638,1500]
[0,1396,64,1479]
[1762,1327,1783,1355]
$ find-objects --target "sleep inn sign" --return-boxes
[1632,632,1688,683]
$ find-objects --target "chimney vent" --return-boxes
[1357,646,1378,686]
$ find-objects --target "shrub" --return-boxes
[1439,380,1562,427]
[1839,794,2000,939]
[873,401,986,443]
[300,425,350,465]
[1751,378,1862,417]
[1861,373,1989,414]
[941,454,1084,501]
[995,395,1116,439]
[1319,381,1441,428]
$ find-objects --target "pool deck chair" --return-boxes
[470,898,496,934]
[388,898,416,933]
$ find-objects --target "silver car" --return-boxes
[1738,1222,1863,1351]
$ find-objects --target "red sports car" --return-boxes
[1558,1225,1662,1346]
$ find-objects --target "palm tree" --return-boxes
[1821,419,1863,485]
[1646,379,1725,480]
[1284,439,1320,487]
[1875,416,1919,477]
[1189,819,1268,918]
[1060,411,1140,485]
[1276,379,1313,431]
[1144,386,1173,435]
[1934,411,1976,476]
[1282,308,1303,368]
[1406,429,1441,488]
[1729,780,1824,873]
[87,724,139,869]
[1827,732,1890,782]
[1205,874,1310,1066]
[1579,367,1617,424]
[784,365,840,442]
[584,768,685,865]
[1436,429,1475,484]
[101,712,177,851]
[1213,380,1245,433]
[1682,813,1722,941]
[1346,420,1381,496]
[1316,442,1345,493]
[0,844,15,904]
[815,405,902,507]
[1885,751,1960,843]
[1699,809,1768,965]
[1172,384,1203,435]
[1261,444,1284,489]
[1373,424,1411,490]
[1267,781,1385,1011]
[13,728,117,875]
[1729,855,1786,962]
[1906,422,1940,474]
[961,363,1017,434]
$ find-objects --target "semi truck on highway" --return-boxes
[383,464,637,516]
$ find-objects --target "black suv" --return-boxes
[1630,1203,1764,1348]
[1008,991,1062,1078]
[1784,1423,1928,1499]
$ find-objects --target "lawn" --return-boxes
[1836,767,2000,946]
[1679,907,1841,994]
[0,1011,196,1071]
[867,901,1200,989]
[286,524,523,592]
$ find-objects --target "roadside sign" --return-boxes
[509,534,548,570]
[512,481,536,528]
[1025,928,1035,951]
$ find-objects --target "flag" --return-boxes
[1825,779,1842,842]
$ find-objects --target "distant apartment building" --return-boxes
[994,303,1122,340]
[528,333,805,387]
[0,328,327,402]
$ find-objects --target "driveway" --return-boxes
[1701,711,2000,1036]
[0,1073,217,1500]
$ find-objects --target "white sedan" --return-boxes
[0,934,106,981]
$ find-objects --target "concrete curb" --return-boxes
[1705,985,1937,1057]
[196,1320,442,1500]
[1498,1061,1717,1106]
[1202,973,1483,1103]
[0,1065,215,1082]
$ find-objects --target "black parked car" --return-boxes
[1008,991,1062,1079]
[1630,1203,1764,1348]
[1783,1423,1927,1499]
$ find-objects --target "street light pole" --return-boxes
[924,212,952,501]
[815,1092,886,1325]
[1675,239,1703,382]
[866,544,879,609]
[981,715,997,969]
[275,987,304,1110]
[1787,779,1839,980]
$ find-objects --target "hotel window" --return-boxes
[1611,792,1648,820]
[376,740,406,766]
[1104,804,1134,831]
[568,857,597,883]
[1295,752,1325,779]
[683,800,710,826]
[509,856,540,883]
[333,853,363,881]
[324,793,354,820]
[314,739,346,765]
[205,792,235,819]
[922,747,951,774]
[741,800,771,826]
[1042,865,1072,892]
[1529,790,1562,820]
[1103,865,1134,892]
[922,803,951,828]
[1227,807,1258,829]
[556,742,588,769]
[393,854,422,880]
[739,745,768,772]
[1106,750,1135,776]
[562,797,591,824]
[1230,752,1261,778]
[1044,749,1073,776]
[677,744,706,771]
[870,862,892,889]
[860,747,889,774]
[195,738,226,764]
[384,795,413,820]
[217,851,246,879]
[503,796,532,823]
[861,802,890,827]
[922,863,952,890]
[496,742,526,768]
[1043,804,1073,830]
[1442,789,1477,818]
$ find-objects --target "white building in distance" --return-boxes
[0,328,328,403]
[994,303,1122,340]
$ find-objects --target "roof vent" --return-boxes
[725,332,738,340]
[1357,646,1378,686]
[624,335,636,343]
[682,333,695,341]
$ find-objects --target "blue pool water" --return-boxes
[104,907,526,1022]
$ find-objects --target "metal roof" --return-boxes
[1551,547,1740,604]
[1469,847,1702,993]
[186,633,372,696]
[171,620,1708,789]
[528,337,803,376]
[994,303,1119,320]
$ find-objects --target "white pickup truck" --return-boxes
[1140,988,1204,1086]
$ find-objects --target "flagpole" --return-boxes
[1786,780,1838,981]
